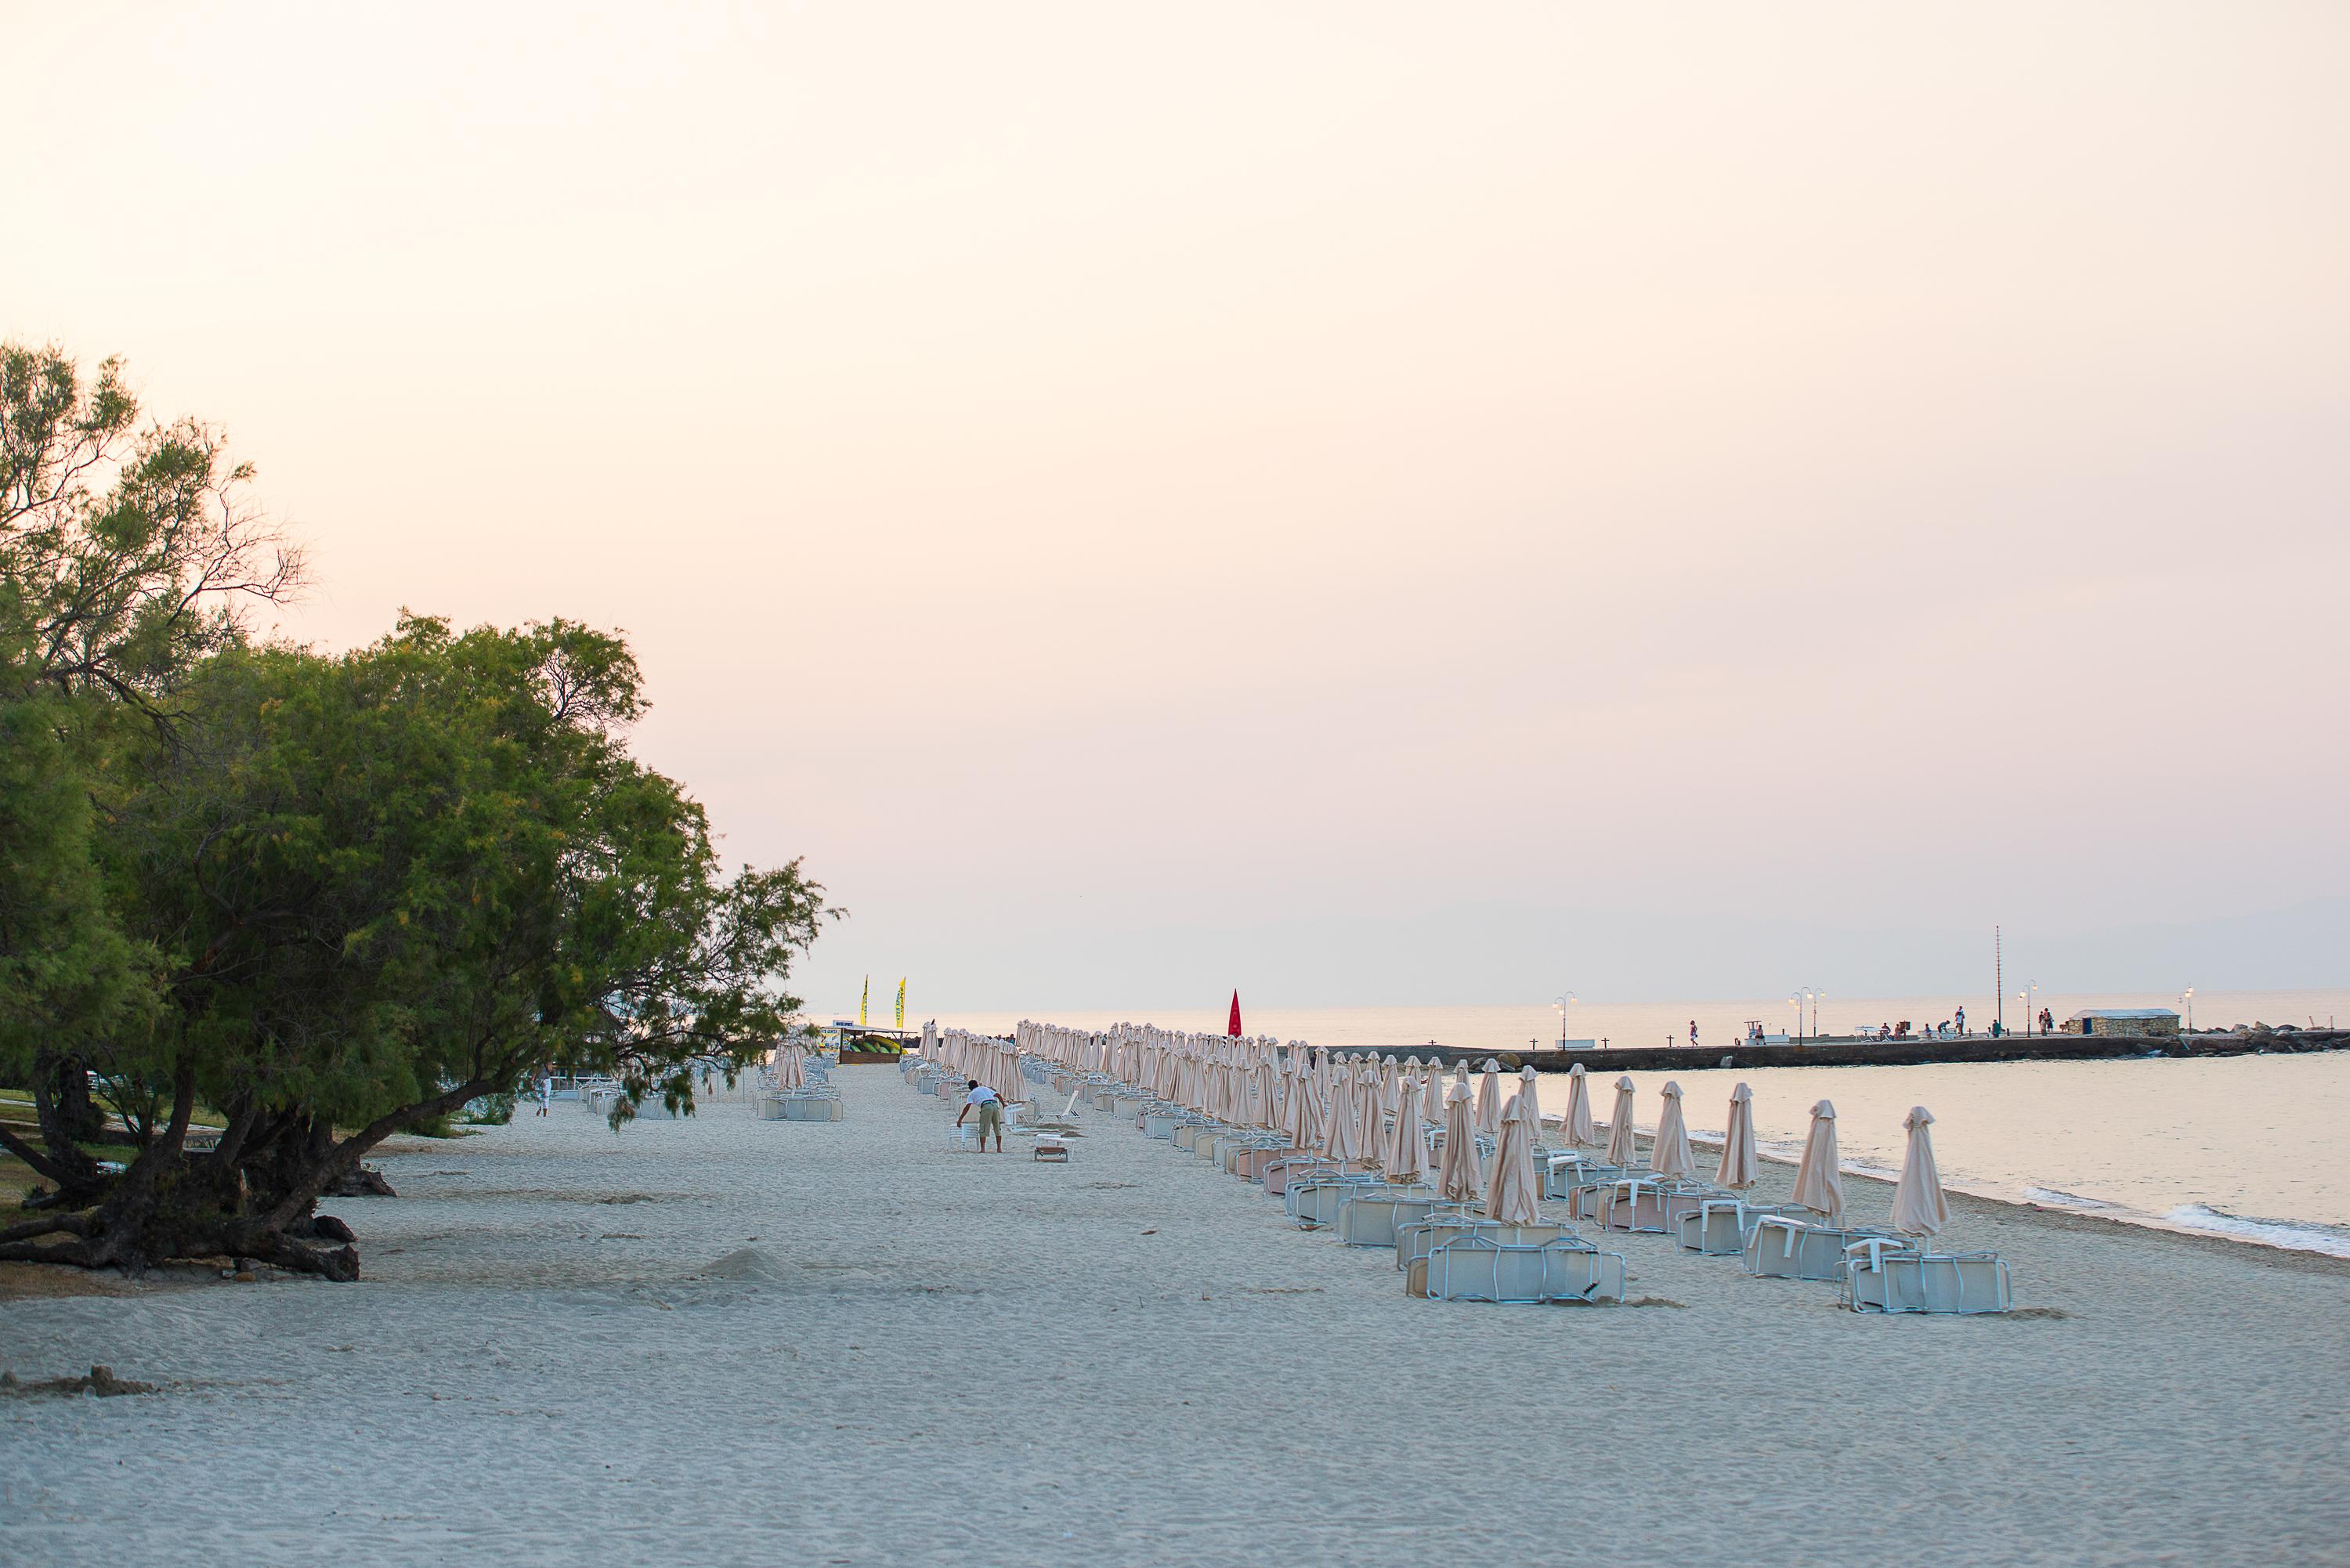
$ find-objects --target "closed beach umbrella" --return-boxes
[1564,1062,1596,1147]
[1483,1092,1543,1225]
[1387,1073,1427,1181]
[1790,1100,1845,1222]
[1286,1061,1319,1148]
[1648,1081,1697,1179]
[1604,1075,1638,1166]
[1476,1060,1503,1138]
[1890,1106,1951,1238]
[1356,1061,1385,1159]
[1518,1065,1542,1138]
[1437,1082,1480,1203]
[1716,1082,1758,1190]
[1321,1068,1359,1161]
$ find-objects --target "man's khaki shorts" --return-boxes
[978,1102,1004,1136]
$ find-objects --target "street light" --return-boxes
[2182,985,2194,1031]
[1553,993,1577,1050]
[2026,980,2039,1035]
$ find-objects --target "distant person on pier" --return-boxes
[1954,1004,1967,1036]
[1689,1020,1700,1047]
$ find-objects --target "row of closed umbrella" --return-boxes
[960,1022,1955,1241]
[1564,1065,1952,1239]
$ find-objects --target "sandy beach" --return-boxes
[6,1065,2348,1568]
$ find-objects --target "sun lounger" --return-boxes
[1396,1217,1571,1272]
[1332,1186,1444,1247]
[1408,1234,1627,1304]
[1596,1178,1678,1233]
[1288,1173,1391,1229]
[1032,1135,1069,1164]
[1234,1144,1301,1181]
[1840,1244,2012,1313]
[1543,1154,1623,1200]
[1741,1214,1900,1281]
[1677,1199,1804,1255]
[1262,1155,1374,1198]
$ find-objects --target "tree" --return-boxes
[2,348,828,1278]
[5,616,826,1278]
[0,342,300,1189]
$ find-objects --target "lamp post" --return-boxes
[1788,994,1800,1042]
[1553,993,1577,1050]
[1809,988,1824,1040]
[2026,981,2039,1035]
[2182,986,2193,1032]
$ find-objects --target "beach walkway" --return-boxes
[5,1066,2346,1566]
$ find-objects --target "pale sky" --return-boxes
[8,3,2346,1010]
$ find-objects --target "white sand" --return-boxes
[5,1066,2348,1566]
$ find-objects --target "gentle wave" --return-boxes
[2024,1186,2118,1211]
[2162,1205,2350,1259]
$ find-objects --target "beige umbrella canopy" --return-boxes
[1355,1061,1385,1161]
[1517,1066,1542,1140]
[1716,1082,1759,1190]
[1648,1080,1697,1179]
[1790,1100,1845,1222]
[1476,1060,1503,1138]
[1437,1082,1481,1203]
[1285,1060,1318,1148]
[1482,1092,1543,1225]
[1321,1068,1359,1161]
[1890,1105,1951,1237]
[776,1046,804,1090]
[1564,1062,1596,1147]
[1603,1075,1638,1166]
[1386,1072,1428,1181]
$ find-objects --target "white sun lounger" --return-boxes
[1332,1186,1445,1247]
[1678,1199,1804,1255]
[1840,1244,2013,1313]
[1742,1214,1899,1281]
[1408,1234,1627,1304]
[1543,1154,1624,1201]
[1596,1177,1702,1234]
[1396,1217,1572,1272]
[1289,1173,1392,1229]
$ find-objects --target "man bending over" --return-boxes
[958,1079,1005,1152]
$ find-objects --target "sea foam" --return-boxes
[2162,1205,2350,1259]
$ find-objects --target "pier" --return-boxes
[1325,1028,2349,1073]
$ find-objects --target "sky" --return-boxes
[6,3,2346,1012]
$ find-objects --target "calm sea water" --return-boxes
[935,989,2350,1255]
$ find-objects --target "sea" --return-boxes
[932,988,2350,1258]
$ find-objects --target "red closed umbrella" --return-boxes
[1227,991,1243,1036]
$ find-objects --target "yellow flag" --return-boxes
[895,978,906,1030]
[859,976,869,1027]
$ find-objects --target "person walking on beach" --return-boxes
[958,1078,1004,1153]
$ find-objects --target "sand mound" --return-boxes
[697,1246,790,1283]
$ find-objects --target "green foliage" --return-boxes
[1,344,830,1274]
[461,1095,516,1126]
[110,613,827,1138]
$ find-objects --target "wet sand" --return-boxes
[5,1068,2346,1566]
